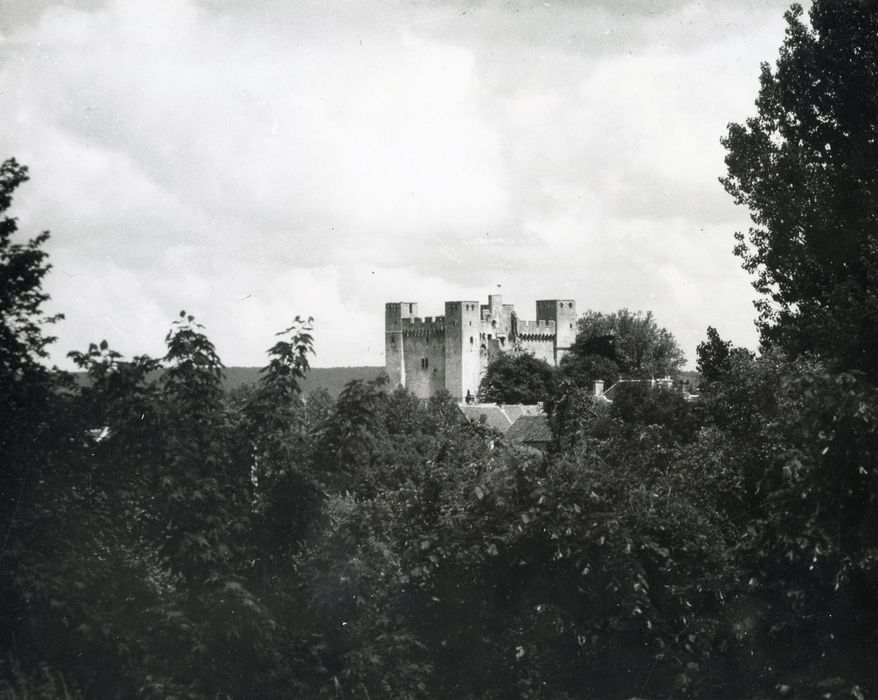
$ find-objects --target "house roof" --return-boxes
[500,403,544,423]
[599,377,697,402]
[458,404,514,433]
[505,414,553,444]
[598,380,632,402]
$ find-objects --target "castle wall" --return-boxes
[517,337,556,364]
[399,318,446,399]
[515,319,557,364]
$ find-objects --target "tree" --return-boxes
[721,11,878,687]
[0,158,65,538]
[600,381,700,448]
[696,326,732,383]
[559,309,685,388]
[0,159,62,376]
[0,159,87,695]
[696,326,754,384]
[721,1,878,377]
[238,316,324,563]
[544,378,603,451]
[478,352,556,404]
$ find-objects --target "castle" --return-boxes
[385,294,576,401]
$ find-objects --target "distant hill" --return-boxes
[72,365,701,399]
[223,366,384,398]
[72,366,385,400]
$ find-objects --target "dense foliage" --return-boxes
[3,3,878,696]
[558,309,685,389]
[478,308,685,410]
[477,352,556,404]
[695,326,753,384]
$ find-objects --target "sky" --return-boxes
[0,0,805,369]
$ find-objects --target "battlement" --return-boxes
[515,319,556,336]
[399,316,446,335]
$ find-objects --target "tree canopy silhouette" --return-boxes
[722,1,878,377]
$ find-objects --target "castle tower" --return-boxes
[385,302,417,389]
[444,300,481,401]
[488,294,503,318]
[536,299,577,362]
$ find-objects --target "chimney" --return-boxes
[593,379,604,397]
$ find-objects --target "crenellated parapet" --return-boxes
[399,316,446,336]
[514,319,556,338]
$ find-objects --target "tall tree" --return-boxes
[696,326,732,383]
[721,5,878,693]
[0,158,63,530]
[721,1,878,376]
[560,309,685,386]
[695,326,754,385]
[0,158,61,376]
[0,159,81,694]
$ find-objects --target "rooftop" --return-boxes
[505,415,553,444]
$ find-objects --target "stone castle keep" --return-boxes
[385,294,576,401]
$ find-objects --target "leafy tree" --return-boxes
[598,382,700,448]
[721,1,878,378]
[290,385,500,698]
[736,365,878,694]
[696,326,754,385]
[0,159,87,696]
[64,317,284,698]
[0,157,65,545]
[720,7,878,691]
[394,430,736,699]
[696,326,733,383]
[237,316,324,564]
[0,158,62,375]
[543,378,603,452]
[314,374,390,494]
[686,344,878,696]
[478,352,556,404]
[560,309,685,388]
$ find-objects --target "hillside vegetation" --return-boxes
[208,365,385,398]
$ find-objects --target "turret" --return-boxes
[536,299,577,362]
[444,300,481,401]
[385,302,418,388]
[488,294,503,318]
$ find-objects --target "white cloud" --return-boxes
[0,0,797,369]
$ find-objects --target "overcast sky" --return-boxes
[1,0,803,369]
